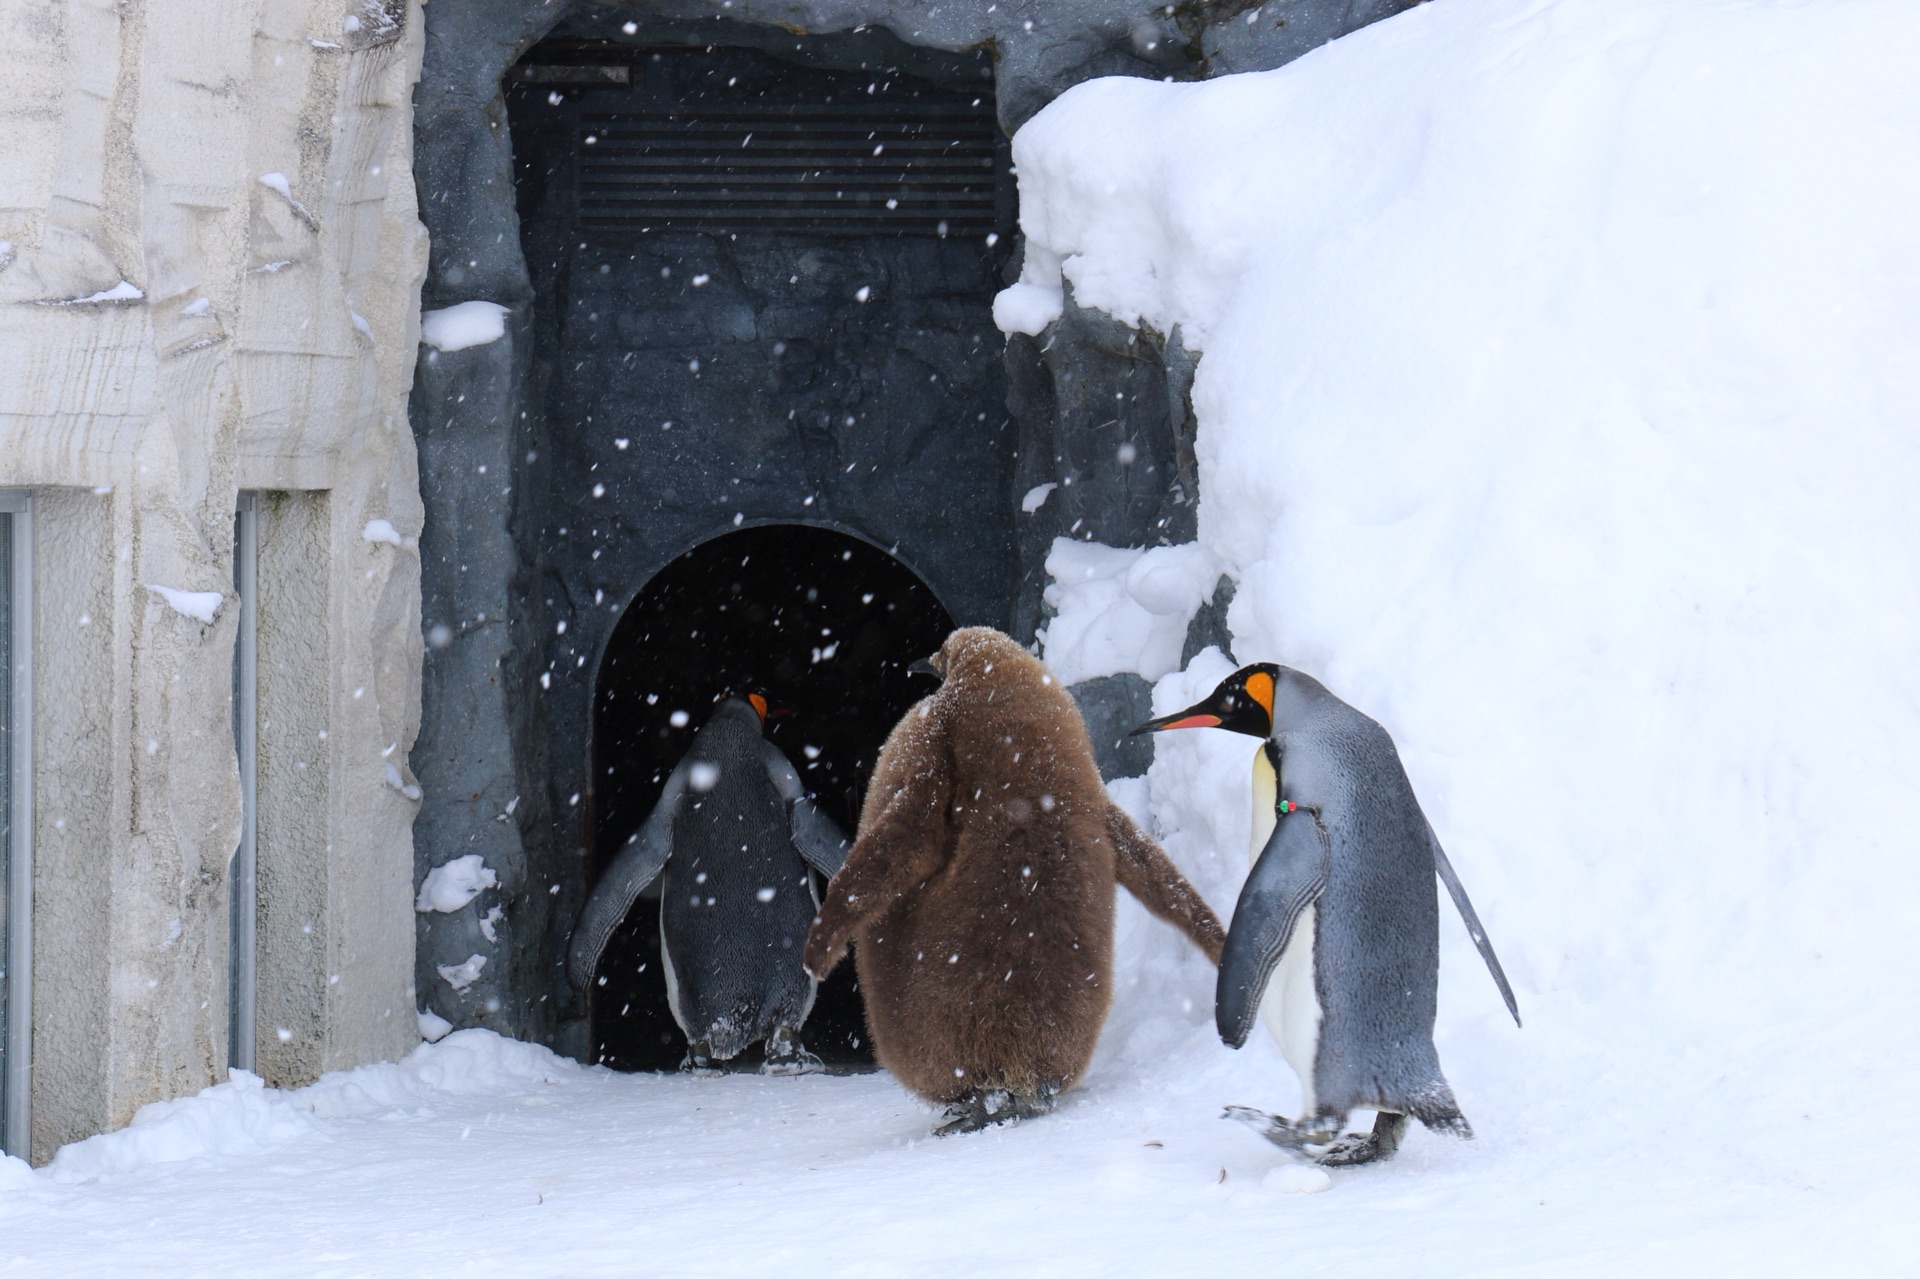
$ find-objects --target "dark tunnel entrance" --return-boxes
[587,526,955,1071]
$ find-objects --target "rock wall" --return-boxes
[409,0,1419,1048]
[0,0,428,1160]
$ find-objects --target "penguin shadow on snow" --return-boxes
[1136,664,1522,1168]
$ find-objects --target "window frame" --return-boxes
[1,490,33,1159]
[229,493,258,1074]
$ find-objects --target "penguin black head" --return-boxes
[1129,664,1280,739]
[721,689,789,724]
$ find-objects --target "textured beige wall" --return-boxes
[0,0,428,1162]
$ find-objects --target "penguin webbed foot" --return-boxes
[1224,1106,1408,1165]
[933,1086,1059,1137]
[679,1042,728,1078]
[759,1027,824,1076]
[1314,1113,1408,1166]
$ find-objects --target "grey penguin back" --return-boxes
[659,699,820,1058]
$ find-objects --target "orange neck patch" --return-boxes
[747,693,768,721]
[1243,670,1275,719]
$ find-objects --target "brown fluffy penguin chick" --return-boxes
[803,627,1226,1132]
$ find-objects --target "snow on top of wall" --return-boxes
[420,300,508,352]
[1040,539,1217,684]
[416,854,497,914]
[145,584,222,624]
[1013,0,1920,1068]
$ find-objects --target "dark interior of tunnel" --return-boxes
[587,526,955,1071]
[502,22,1017,1063]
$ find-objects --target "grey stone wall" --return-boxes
[409,0,1422,1049]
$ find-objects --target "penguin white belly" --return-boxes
[658,906,687,1035]
[1263,905,1321,1115]
[1250,746,1323,1114]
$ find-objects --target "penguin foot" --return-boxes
[679,1042,727,1078]
[1313,1113,1408,1167]
[933,1086,1059,1137]
[1222,1105,1340,1152]
[760,1028,824,1076]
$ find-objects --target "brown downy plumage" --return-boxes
[803,627,1225,1120]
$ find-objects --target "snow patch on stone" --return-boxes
[361,518,413,548]
[992,281,1063,335]
[420,301,509,352]
[416,854,497,913]
[1039,539,1218,683]
[436,954,487,993]
[146,584,223,624]
[417,1009,453,1043]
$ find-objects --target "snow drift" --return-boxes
[1017,0,1920,1054]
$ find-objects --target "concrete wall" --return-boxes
[0,0,429,1162]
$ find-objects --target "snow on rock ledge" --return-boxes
[145,584,223,624]
[416,854,497,913]
[421,300,509,352]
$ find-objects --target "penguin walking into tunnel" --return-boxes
[804,628,1228,1136]
[1135,664,1521,1166]
[568,694,851,1074]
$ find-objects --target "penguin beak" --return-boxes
[907,657,940,680]
[1128,706,1223,735]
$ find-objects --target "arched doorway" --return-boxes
[585,524,954,1070]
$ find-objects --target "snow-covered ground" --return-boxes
[8,0,1920,1271]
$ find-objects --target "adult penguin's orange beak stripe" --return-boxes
[747,692,769,721]
[1128,710,1223,735]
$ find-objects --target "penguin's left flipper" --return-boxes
[1428,826,1523,1028]
[1216,811,1330,1049]
[1104,802,1228,963]
[760,741,851,876]
[565,758,690,990]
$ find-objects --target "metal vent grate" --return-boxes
[578,99,999,236]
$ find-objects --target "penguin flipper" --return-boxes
[1429,830,1522,1029]
[758,738,851,877]
[1217,812,1329,1050]
[789,797,851,878]
[1104,802,1228,963]
[565,761,687,990]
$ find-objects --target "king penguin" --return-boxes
[1135,664,1520,1165]
[568,694,851,1074]
[804,628,1228,1135]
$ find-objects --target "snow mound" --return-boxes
[48,1071,319,1183]
[0,1153,35,1195]
[1041,539,1218,684]
[1016,0,1920,1040]
[421,300,509,352]
[415,853,496,913]
[418,1009,454,1043]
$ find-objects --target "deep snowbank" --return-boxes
[1017,0,1920,1059]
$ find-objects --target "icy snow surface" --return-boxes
[420,300,509,352]
[6,0,1920,1271]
